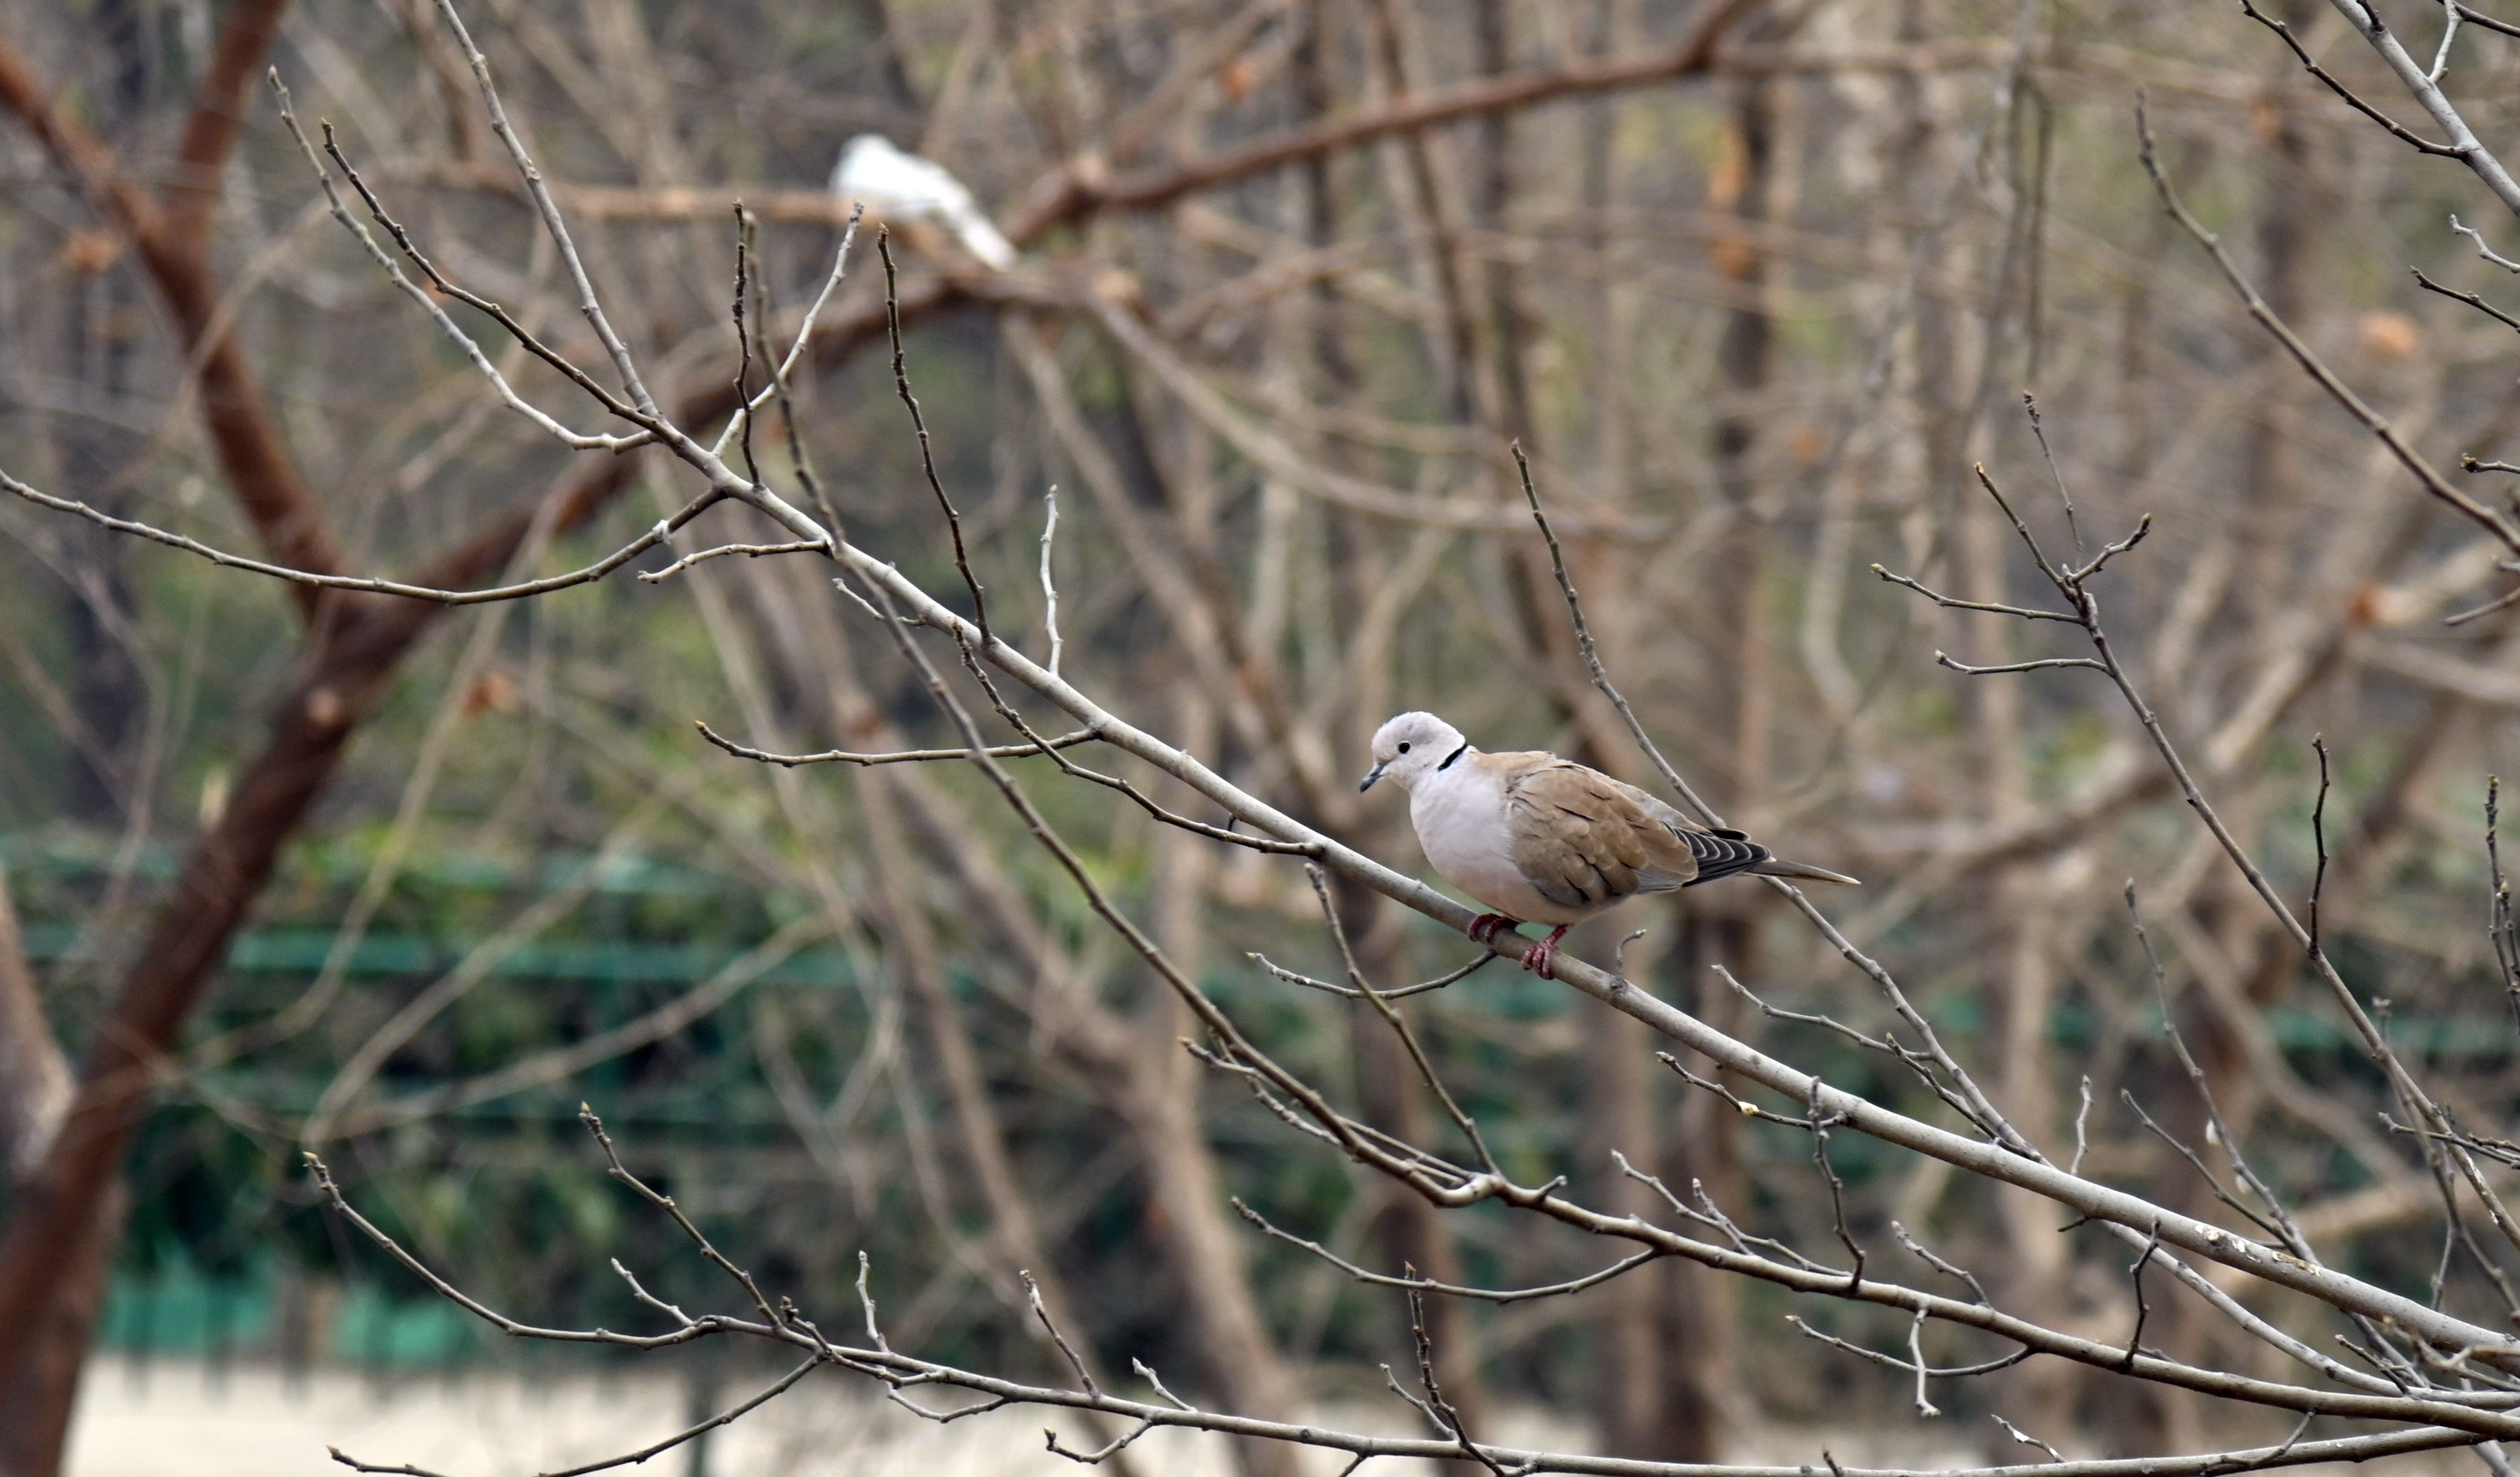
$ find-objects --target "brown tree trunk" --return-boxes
[0,866,69,1184]
[1636,34,1793,1462]
[1580,917,1672,1457]
[1653,907,1747,1463]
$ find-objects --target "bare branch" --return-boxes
[2453,214,2520,273]
[1248,950,1497,1001]
[1992,1415,2065,1464]
[1,470,715,605]
[1038,485,1064,678]
[540,1358,824,1477]
[1871,564,2080,623]
[1936,652,2108,677]
[2412,266,2520,332]
[694,721,1100,768]
[881,230,991,645]
[1236,1198,1661,1303]
[637,540,828,583]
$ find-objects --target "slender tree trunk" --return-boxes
[0,867,69,1184]
[1641,40,1792,1463]
[1655,908,1745,1462]
[51,0,150,825]
[1581,916,1672,1456]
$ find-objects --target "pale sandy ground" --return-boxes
[67,1356,1596,1477]
[63,1356,2479,1477]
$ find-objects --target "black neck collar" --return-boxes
[1436,739,1470,772]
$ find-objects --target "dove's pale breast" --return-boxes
[1407,759,1595,924]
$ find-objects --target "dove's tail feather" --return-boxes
[1749,856,1861,886]
[938,203,1018,270]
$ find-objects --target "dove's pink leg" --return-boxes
[1522,924,1571,978]
[1467,913,1523,946]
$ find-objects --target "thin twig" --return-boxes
[2069,1076,2094,1176]
[1936,652,2106,677]
[1514,441,1720,820]
[1809,1077,1867,1292]
[330,1452,455,1477]
[2455,214,2520,274]
[1992,1415,2065,1463]
[637,539,826,583]
[1406,1283,1511,1477]
[2023,393,2083,555]
[1909,1308,1943,1417]
[856,1250,891,1354]
[1309,866,1500,1176]
[580,1106,788,1332]
[1871,565,2079,622]
[1045,1417,1157,1466]
[1039,485,1064,678]
[1784,1315,2030,1381]
[1236,1199,1660,1303]
[1249,950,1497,1000]
[2,470,711,604]
[2456,3,2520,40]
[2311,735,2332,957]
[1662,1055,1820,1128]
[1891,1220,1993,1306]
[540,1356,823,1477]
[2413,266,2520,333]
[1023,1270,1102,1397]
[880,229,990,645]
[731,205,764,490]
[695,720,1098,768]
[2124,1224,2161,1371]
[1131,1359,1197,1412]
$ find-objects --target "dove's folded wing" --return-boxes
[1598,772,1775,884]
[1496,756,1701,910]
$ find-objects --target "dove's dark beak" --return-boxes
[1358,761,1388,792]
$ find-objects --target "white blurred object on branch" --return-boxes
[830,134,1018,271]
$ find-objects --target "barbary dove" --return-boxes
[1360,711,1858,978]
[831,134,1019,271]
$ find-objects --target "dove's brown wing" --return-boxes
[1598,775,1775,886]
[1493,755,1701,910]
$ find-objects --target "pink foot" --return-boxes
[1468,913,1523,946]
[1522,924,1571,979]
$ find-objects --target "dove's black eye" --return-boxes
[1397,742,1411,753]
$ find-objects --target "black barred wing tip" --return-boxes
[1679,827,1770,884]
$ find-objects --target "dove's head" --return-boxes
[1361,711,1467,793]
